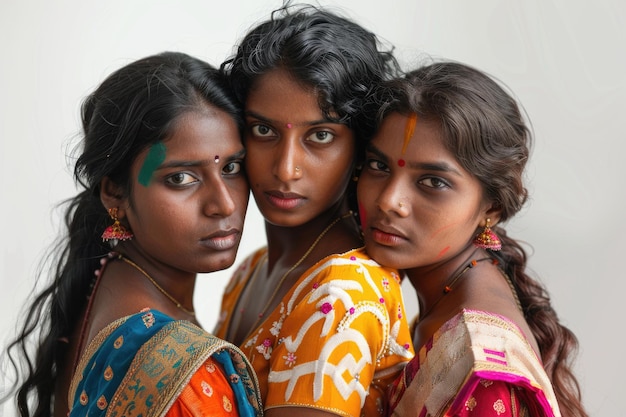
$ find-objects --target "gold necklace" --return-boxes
[117,254,196,317]
[249,211,353,328]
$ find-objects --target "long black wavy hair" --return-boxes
[221,1,400,215]
[376,61,587,417]
[2,51,243,417]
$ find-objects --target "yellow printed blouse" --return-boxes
[214,247,415,417]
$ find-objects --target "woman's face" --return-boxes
[357,112,491,270]
[124,108,249,273]
[244,67,355,227]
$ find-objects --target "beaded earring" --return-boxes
[473,218,501,251]
[101,208,134,242]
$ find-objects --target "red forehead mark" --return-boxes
[286,123,293,129]
[436,246,450,258]
[397,159,406,167]
[214,155,220,163]
[402,113,417,155]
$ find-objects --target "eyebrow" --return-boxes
[158,148,246,169]
[245,110,336,127]
[366,143,463,176]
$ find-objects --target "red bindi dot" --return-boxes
[286,123,292,129]
[397,159,406,167]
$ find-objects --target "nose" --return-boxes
[376,179,410,217]
[203,177,237,217]
[273,137,302,182]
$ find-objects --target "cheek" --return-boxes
[436,246,451,259]
[358,201,368,229]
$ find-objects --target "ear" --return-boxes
[482,202,503,227]
[100,177,128,217]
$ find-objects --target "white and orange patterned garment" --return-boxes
[388,309,562,417]
[214,247,415,416]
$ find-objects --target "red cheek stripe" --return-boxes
[436,246,450,258]
[358,202,368,229]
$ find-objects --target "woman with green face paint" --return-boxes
[2,52,263,417]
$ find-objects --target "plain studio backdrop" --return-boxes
[1,0,623,415]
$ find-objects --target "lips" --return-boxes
[200,229,241,251]
[368,222,408,246]
[265,190,305,210]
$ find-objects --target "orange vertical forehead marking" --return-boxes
[402,113,418,155]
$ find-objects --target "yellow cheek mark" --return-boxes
[401,113,418,155]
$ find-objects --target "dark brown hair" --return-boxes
[377,61,587,417]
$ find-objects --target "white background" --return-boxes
[1,1,623,416]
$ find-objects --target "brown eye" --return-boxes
[223,161,243,175]
[307,130,334,144]
[419,177,448,189]
[251,124,275,137]
[165,172,198,186]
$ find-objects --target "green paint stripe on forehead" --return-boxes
[138,142,166,186]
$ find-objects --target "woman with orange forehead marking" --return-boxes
[357,61,587,417]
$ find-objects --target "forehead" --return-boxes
[164,110,241,153]
[372,112,444,156]
[246,68,323,121]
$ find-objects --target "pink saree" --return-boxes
[388,310,561,417]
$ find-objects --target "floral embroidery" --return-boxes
[270,318,283,336]
[230,374,240,384]
[379,297,385,304]
[465,396,477,411]
[222,395,233,412]
[103,365,113,381]
[206,362,216,373]
[312,282,319,289]
[79,390,88,405]
[201,380,213,397]
[256,338,273,360]
[113,335,124,349]
[382,277,390,291]
[97,395,107,410]
[283,352,297,367]
[141,311,155,328]
[320,302,333,314]
[350,256,356,261]
[349,307,355,315]
[397,304,403,319]
[493,399,505,415]
[480,379,494,388]
[244,334,258,349]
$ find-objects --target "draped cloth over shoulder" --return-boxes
[388,310,561,417]
[69,309,263,417]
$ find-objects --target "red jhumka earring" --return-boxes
[101,207,133,242]
[473,218,501,251]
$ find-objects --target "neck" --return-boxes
[264,207,361,271]
[114,245,197,316]
[405,247,486,318]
